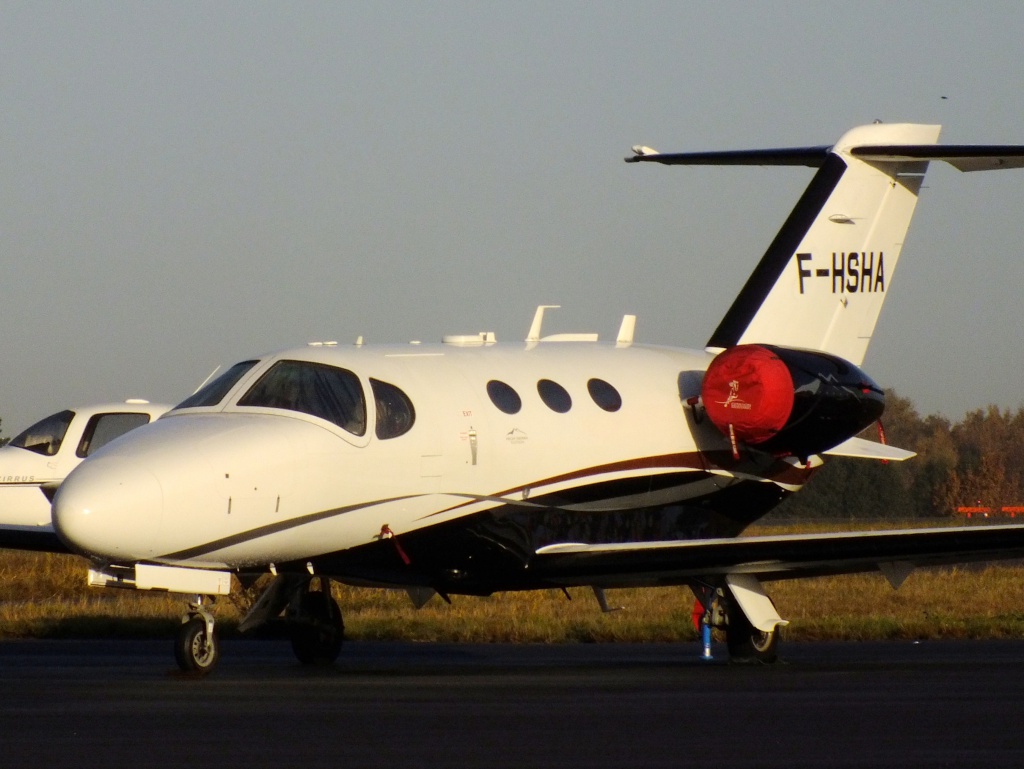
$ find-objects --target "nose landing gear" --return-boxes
[174,595,219,674]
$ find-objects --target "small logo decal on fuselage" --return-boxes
[505,428,528,445]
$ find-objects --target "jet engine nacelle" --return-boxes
[700,344,885,459]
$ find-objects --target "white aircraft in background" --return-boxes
[0,401,170,551]
[50,122,1024,674]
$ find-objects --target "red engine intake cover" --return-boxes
[701,345,795,445]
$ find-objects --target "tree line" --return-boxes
[776,391,1024,519]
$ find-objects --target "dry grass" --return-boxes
[770,567,1024,640]
[3,539,1024,642]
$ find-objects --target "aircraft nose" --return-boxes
[53,456,163,560]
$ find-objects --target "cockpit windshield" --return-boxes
[237,360,367,436]
[173,361,259,410]
[10,410,74,456]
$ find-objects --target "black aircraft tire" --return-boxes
[290,591,344,666]
[725,609,779,664]
[174,616,219,674]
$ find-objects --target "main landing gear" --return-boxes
[724,602,779,664]
[693,582,782,664]
[287,580,345,666]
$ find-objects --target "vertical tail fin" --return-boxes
[628,123,1024,365]
[708,123,939,365]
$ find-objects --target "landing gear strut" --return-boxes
[692,582,782,664]
[174,595,219,674]
[288,577,344,666]
[235,573,347,667]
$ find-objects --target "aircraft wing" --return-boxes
[0,526,70,554]
[531,524,1024,587]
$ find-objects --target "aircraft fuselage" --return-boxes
[53,338,814,593]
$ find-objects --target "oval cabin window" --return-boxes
[587,378,622,412]
[537,379,572,413]
[486,380,522,415]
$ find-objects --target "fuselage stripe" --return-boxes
[154,450,813,563]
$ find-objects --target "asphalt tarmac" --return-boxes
[0,638,1021,768]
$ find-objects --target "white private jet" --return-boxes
[50,123,1024,674]
[0,401,170,552]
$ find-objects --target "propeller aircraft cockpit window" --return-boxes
[10,409,74,456]
[75,412,152,458]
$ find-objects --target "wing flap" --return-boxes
[532,524,1024,586]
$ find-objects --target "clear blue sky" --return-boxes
[3,2,1024,433]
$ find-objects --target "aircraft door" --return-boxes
[390,356,487,486]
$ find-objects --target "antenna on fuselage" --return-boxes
[526,305,561,342]
[616,314,637,345]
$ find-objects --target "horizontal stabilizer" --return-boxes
[822,436,916,461]
[625,146,831,167]
[851,145,1024,172]
[627,143,1024,172]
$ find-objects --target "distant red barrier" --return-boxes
[956,506,992,518]
[954,506,1024,518]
